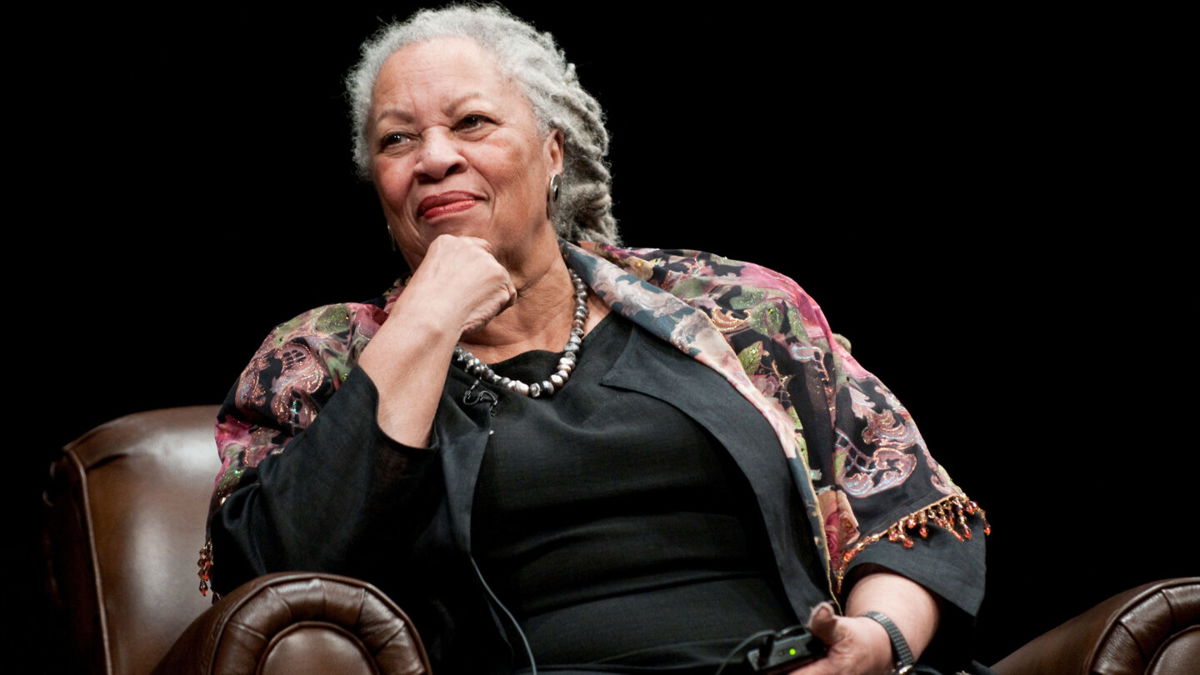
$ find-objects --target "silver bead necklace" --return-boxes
[453,267,588,398]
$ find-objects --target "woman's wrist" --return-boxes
[859,611,916,674]
[850,614,898,674]
[360,293,463,448]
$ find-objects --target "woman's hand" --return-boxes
[792,571,940,675]
[399,234,517,336]
[360,234,515,447]
[789,604,893,675]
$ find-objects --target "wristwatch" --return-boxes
[860,611,915,675]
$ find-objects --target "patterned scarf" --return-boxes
[199,241,987,598]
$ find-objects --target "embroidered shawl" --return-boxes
[200,241,987,597]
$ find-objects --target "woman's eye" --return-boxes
[457,114,491,131]
[380,132,414,149]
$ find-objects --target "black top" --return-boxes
[469,313,797,671]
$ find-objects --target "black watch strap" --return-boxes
[860,611,915,675]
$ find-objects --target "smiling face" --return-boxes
[369,37,564,272]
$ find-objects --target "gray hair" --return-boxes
[345,4,619,245]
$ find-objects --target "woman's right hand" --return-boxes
[359,234,515,447]
[397,234,517,337]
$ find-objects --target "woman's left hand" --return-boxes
[789,603,894,675]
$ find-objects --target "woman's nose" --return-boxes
[414,128,466,181]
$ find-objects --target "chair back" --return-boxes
[45,406,221,675]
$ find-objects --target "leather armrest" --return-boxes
[153,572,432,675]
[993,577,1199,675]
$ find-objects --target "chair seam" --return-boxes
[72,449,115,675]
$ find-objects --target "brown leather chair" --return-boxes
[42,406,431,675]
[44,407,1198,674]
[993,577,1199,675]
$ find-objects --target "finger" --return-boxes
[501,282,518,309]
[458,235,497,255]
[806,601,839,646]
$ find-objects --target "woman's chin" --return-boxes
[418,215,486,241]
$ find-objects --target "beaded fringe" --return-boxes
[834,494,990,593]
[197,540,213,598]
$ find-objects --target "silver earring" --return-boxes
[386,223,397,251]
[546,174,562,219]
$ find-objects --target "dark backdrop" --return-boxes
[15,4,1191,669]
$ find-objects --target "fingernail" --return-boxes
[809,601,834,623]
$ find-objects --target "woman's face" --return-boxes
[369,36,563,271]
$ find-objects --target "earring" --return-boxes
[385,223,397,252]
[546,174,562,219]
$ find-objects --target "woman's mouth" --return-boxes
[417,191,481,219]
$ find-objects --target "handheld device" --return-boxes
[745,626,825,673]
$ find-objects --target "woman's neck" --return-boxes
[459,252,609,365]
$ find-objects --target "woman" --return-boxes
[202,6,988,674]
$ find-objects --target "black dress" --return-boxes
[471,312,797,672]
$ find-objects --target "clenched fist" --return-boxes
[399,234,517,337]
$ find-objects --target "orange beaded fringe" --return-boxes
[197,540,213,597]
[834,494,990,593]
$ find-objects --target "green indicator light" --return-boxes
[789,648,796,656]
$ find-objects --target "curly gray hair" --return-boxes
[345,4,619,245]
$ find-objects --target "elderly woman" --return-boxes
[201,6,988,674]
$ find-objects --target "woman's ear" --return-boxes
[544,128,565,175]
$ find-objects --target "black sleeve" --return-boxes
[841,528,987,669]
[209,365,444,596]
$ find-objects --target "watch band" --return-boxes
[860,611,915,675]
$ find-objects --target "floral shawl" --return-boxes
[200,241,987,598]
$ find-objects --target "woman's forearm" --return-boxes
[358,296,460,448]
[845,571,940,662]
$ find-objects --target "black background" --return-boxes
[13,3,1193,669]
